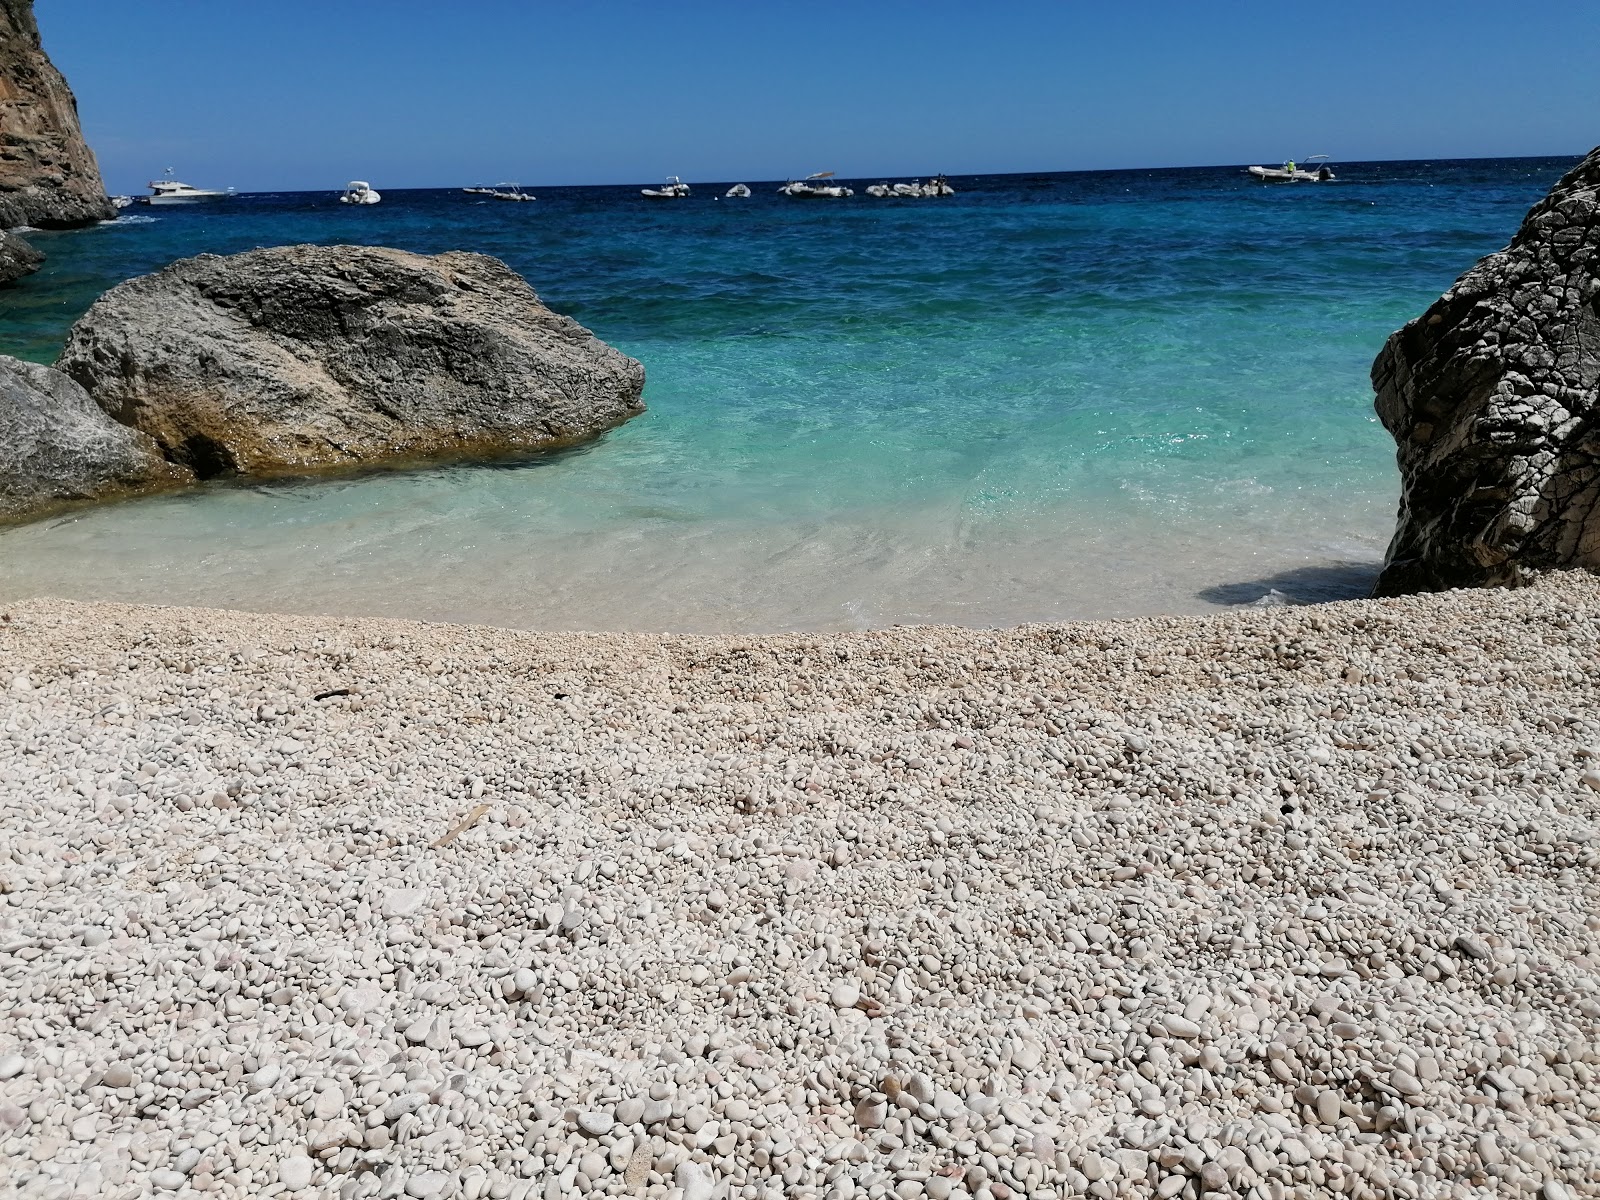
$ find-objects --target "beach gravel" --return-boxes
[1,573,1598,1198]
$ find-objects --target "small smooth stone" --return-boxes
[279,1155,314,1190]
[1316,1090,1342,1123]
[150,1168,186,1190]
[855,1096,888,1130]
[1389,1070,1423,1097]
[312,1087,344,1120]
[0,1055,24,1081]
[101,1062,134,1088]
[676,1161,715,1200]
[577,1111,614,1137]
[406,1171,450,1198]
[382,890,426,918]
[1081,1153,1112,1182]
[1453,934,1492,960]
[832,981,861,1009]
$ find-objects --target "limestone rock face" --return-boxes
[56,244,647,478]
[0,0,114,229]
[0,355,189,523]
[0,227,42,283]
[1372,147,1600,596]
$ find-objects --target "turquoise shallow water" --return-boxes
[0,157,1577,631]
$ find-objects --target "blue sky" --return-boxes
[44,0,1599,193]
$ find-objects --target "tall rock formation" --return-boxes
[0,0,112,229]
[1372,146,1600,596]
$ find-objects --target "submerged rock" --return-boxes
[0,229,43,284]
[0,0,114,229]
[56,244,646,479]
[0,355,188,522]
[1372,145,1600,595]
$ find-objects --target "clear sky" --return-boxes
[42,0,1600,193]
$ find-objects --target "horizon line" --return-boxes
[110,150,1588,196]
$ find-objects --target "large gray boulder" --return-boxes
[1372,147,1600,595]
[0,229,43,285]
[0,355,189,522]
[56,244,646,478]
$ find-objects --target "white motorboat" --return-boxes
[724,183,750,198]
[491,183,536,201]
[778,171,852,198]
[339,180,381,205]
[146,168,232,203]
[642,176,691,199]
[462,185,496,194]
[1247,155,1335,184]
[109,195,133,210]
[866,174,954,199]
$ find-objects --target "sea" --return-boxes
[0,157,1577,633]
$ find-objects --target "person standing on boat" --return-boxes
[1285,160,1296,176]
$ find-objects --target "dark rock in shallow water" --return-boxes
[55,244,647,479]
[0,0,114,229]
[0,355,189,523]
[1372,146,1600,596]
[0,229,43,284]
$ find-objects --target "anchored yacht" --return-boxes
[145,168,232,203]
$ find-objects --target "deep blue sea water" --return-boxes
[0,157,1578,631]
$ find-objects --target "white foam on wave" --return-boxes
[103,214,158,226]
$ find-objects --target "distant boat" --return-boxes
[491,183,536,202]
[1247,155,1335,184]
[145,168,232,204]
[866,175,956,198]
[339,181,381,205]
[778,171,853,199]
[724,183,751,198]
[109,195,133,210]
[642,176,691,199]
[462,185,497,195]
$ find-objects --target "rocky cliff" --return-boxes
[1372,146,1600,595]
[0,0,112,229]
[56,245,646,479]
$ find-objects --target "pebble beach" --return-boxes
[2,574,1598,1200]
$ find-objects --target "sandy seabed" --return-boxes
[1,574,1597,1200]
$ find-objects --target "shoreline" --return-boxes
[2,574,1597,1198]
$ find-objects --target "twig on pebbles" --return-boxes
[430,802,491,848]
